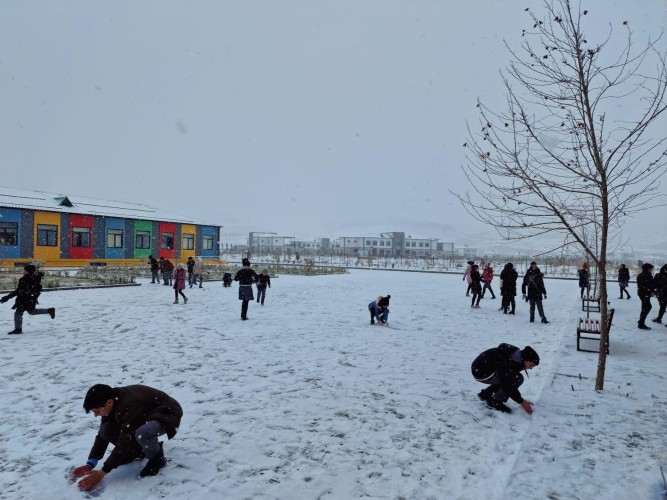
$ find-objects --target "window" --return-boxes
[203,235,213,250]
[72,227,91,248]
[0,222,18,245]
[37,224,58,246]
[161,232,174,250]
[182,233,194,250]
[419,242,424,248]
[107,229,123,248]
[135,231,151,249]
[425,242,430,248]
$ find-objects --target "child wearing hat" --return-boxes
[471,343,540,414]
[0,264,55,335]
[368,295,391,325]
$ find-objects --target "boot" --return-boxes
[7,329,22,335]
[541,318,549,324]
[477,388,493,402]
[139,443,166,477]
[638,323,651,330]
[487,399,512,413]
[530,317,534,323]
[652,317,662,323]
[173,299,179,304]
[48,308,56,319]
[183,297,188,304]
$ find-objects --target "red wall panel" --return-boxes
[69,214,94,259]
[159,222,176,259]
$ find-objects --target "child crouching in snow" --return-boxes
[368,295,390,325]
[173,264,188,304]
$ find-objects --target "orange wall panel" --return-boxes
[33,211,61,262]
[180,224,196,261]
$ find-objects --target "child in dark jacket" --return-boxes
[470,265,483,308]
[652,264,667,325]
[499,263,518,314]
[234,258,258,320]
[0,264,55,335]
[578,263,590,298]
[618,264,631,299]
[256,270,271,305]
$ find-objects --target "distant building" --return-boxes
[329,233,454,258]
[0,187,220,267]
[248,234,295,254]
[243,231,455,258]
[455,245,478,258]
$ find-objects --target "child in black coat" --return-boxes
[0,264,56,334]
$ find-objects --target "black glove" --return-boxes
[0,296,8,304]
[543,294,547,300]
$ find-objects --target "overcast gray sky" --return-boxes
[1,0,666,252]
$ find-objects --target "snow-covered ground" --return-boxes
[0,270,665,500]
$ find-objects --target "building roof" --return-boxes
[0,186,219,227]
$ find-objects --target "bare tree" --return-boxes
[455,0,667,389]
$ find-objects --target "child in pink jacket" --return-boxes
[173,263,188,304]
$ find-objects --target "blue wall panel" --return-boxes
[0,208,21,259]
[104,218,126,260]
[200,226,217,257]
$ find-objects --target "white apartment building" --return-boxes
[247,232,455,257]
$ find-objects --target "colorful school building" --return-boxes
[0,187,221,268]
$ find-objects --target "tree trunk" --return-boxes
[595,196,610,390]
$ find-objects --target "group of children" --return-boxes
[463,261,497,308]
[0,258,276,335]
[575,260,667,330]
[463,261,549,323]
[151,256,273,314]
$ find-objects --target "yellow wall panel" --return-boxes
[33,211,61,262]
[180,224,196,261]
